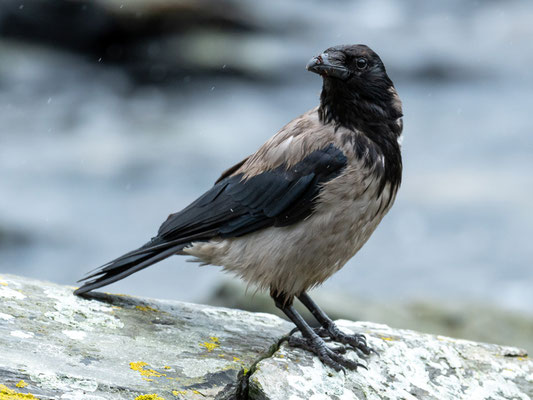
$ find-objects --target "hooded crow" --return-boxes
[75,44,403,371]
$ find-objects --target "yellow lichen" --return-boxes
[0,384,38,400]
[172,390,187,396]
[381,337,394,341]
[199,337,220,352]
[163,366,171,370]
[232,357,240,362]
[14,383,27,389]
[134,395,165,400]
[0,281,7,286]
[199,342,219,352]
[129,361,166,378]
[135,305,159,312]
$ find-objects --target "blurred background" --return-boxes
[1,0,532,349]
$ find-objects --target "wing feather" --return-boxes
[157,143,347,241]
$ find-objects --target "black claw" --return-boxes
[329,349,366,370]
[315,325,376,357]
[287,334,363,371]
[329,343,347,354]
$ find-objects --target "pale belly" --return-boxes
[183,179,395,297]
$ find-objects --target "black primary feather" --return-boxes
[74,144,347,295]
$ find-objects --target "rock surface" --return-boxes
[0,274,290,399]
[1,274,532,400]
[249,321,533,400]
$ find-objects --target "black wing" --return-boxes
[157,143,347,241]
[75,144,346,295]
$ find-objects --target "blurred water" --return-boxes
[1,0,532,313]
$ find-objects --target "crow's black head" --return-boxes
[307,44,402,129]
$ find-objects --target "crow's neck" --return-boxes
[318,80,403,193]
[318,80,401,130]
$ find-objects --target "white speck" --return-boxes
[0,286,26,299]
[19,4,24,9]
[379,154,385,167]
[397,134,404,146]
[0,312,14,321]
[47,97,52,104]
[230,208,234,212]
[210,86,215,91]
[63,330,87,341]
[119,4,123,8]
[98,57,102,62]
[222,64,227,69]
[11,330,34,339]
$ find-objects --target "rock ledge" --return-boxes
[0,274,531,400]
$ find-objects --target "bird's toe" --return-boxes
[287,334,363,371]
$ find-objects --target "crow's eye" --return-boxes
[356,57,368,70]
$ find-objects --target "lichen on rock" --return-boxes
[249,320,533,400]
[0,384,38,400]
[0,274,290,399]
[1,274,531,400]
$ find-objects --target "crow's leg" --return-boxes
[272,292,364,371]
[298,292,374,356]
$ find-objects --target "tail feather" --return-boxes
[81,230,219,279]
[81,252,150,282]
[74,243,187,296]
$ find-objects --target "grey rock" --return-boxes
[249,320,533,400]
[2,274,532,400]
[0,274,290,399]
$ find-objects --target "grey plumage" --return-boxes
[184,106,400,297]
[75,44,403,372]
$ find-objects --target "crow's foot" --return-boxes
[287,334,365,372]
[314,324,375,356]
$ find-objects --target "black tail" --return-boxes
[74,241,188,296]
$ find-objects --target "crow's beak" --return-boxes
[306,53,351,81]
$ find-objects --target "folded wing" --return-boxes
[158,143,347,240]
